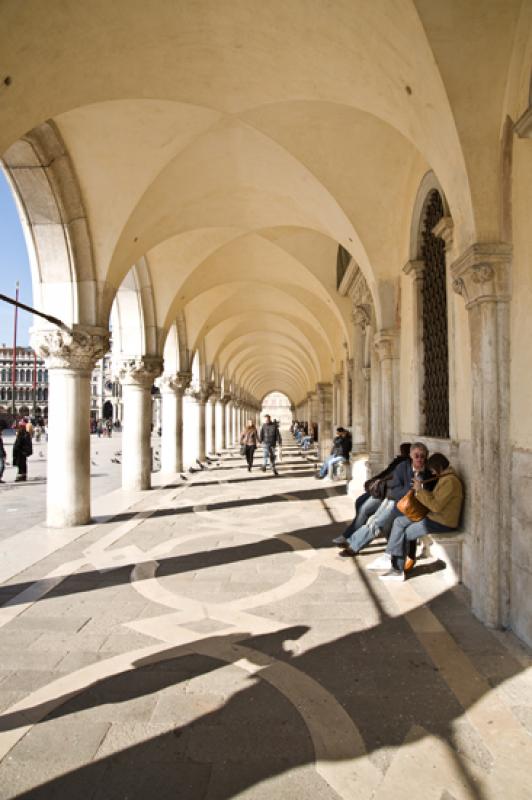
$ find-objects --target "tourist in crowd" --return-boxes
[333,442,411,546]
[12,421,33,482]
[240,419,259,472]
[315,427,352,479]
[0,428,6,484]
[259,414,281,476]
[338,442,432,563]
[379,453,464,581]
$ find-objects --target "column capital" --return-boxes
[160,372,190,396]
[402,259,425,282]
[351,303,372,330]
[451,243,512,309]
[374,329,399,361]
[118,356,163,388]
[432,215,454,250]
[31,325,109,371]
[209,387,222,403]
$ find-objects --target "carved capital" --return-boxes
[352,303,372,330]
[209,387,222,403]
[31,325,109,371]
[432,216,454,250]
[160,371,190,396]
[374,329,399,361]
[118,356,163,388]
[402,259,425,282]
[451,243,511,309]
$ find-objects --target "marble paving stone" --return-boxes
[0,447,531,800]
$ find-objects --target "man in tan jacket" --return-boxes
[379,452,463,581]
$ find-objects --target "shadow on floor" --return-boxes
[2,570,521,799]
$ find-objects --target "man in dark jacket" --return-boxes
[259,415,281,476]
[315,427,352,479]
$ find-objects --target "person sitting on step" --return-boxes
[338,442,432,564]
[315,427,352,480]
[378,452,463,581]
[332,442,411,547]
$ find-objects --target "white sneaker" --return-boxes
[332,535,347,546]
[366,553,392,571]
[379,569,405,582]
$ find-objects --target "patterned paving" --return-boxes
[0,444,530,799]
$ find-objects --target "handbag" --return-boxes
[366,476,388,500]
[240,444,246,456]
[397,489,428,522]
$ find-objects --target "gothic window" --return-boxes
[38,369,42,382]
[26,369,31,382]
[421,190,449,438]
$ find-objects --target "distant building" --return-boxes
[0,346,123,423]
[90,353,122,423]
[0,346,48,418]
[261,392,293,429]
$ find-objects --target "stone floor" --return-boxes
[0,442,530,799]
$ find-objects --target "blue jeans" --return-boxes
[262,445,276,468]
[319,455,344,478]
[342,495,381,539]
[346,499,399,552]
[386,515,456,570]
[301,436,313,449]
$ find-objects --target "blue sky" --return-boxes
[0,169,33,347]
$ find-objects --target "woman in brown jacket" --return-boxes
[240,420,259,472]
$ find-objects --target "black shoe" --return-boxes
[261,466,266,472]
[248,466,251,472]
[273,470,279,476]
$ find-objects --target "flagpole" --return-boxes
[11,281,19,418]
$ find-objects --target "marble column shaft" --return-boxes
[119,357,163,491]
[31,326,109,527]
[452,243,512,628]
[160,371,190,474]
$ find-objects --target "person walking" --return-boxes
[259,414,281,476]
[0,428,6,484]
[12,422,33,482]
[240,420,259,472]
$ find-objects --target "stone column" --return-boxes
[160,371,190,475]
[374,330,400,466]
[31,326,109,527]
[332,373,342,427]
[367,334,383,475]
[196,384,211,462]
[231,403,238,445]
[316,383,333,461]
[219,396,229,449]
[351,305,371,453]
[206,390,219,455]
[226,399,234,447]
[402,260,426,434]
[119,356,163,491]
[451,243,511,628]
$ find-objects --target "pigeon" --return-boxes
[196,459,206,470]
[180,474,188,481]
[111,458,121,464]
[91,460,97,465]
